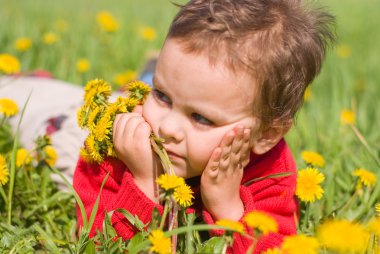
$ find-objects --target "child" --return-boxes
[74,0,335,252]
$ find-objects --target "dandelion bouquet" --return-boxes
[77,79,150,164]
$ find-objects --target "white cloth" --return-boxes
[0,76,88,188]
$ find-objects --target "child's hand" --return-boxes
[200,125,251,221]
[113,106,161,201]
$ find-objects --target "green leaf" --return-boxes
[243,172,293,186]
[88,172,110,232]
[0,122,14,154]
[33,224,60,253]
[114,208,148,232]
[83,240,96,254]
[196,236,226,254]
[125,232,145,253]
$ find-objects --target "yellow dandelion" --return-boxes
[85,135,103,164]
[85,89,107,109]
[282,234,319,254]
[43,32,59,45]
[114,97,138,113]
[76,59,90,73]
[0,98,19,117]
[243,211,278,235]
[304,86,312,102]
[261,247,282,254]
[93,113,112,142]
[148,230,172,254]
[336,44,352,59]
[86,79,112,95]
[156,174,185,191]
[296,168,325,203]
[368,218,380,236]
[216,219,245,234]
[79,147,95,164]
[173,184,194,207]
[16,148,32,167]
[105,140,117,158]
[376,203,380,215]
[138,26,157,41]
[114,70,138,86]
[352,168,377,188]
[77,105,89,128]
[0,154,9,185]
[126,80,151,101]
[317,219,370,253]
[340,109,356,125]
[42,134,52,146]
[55,19,69,32]
[0,53,21,74]
[97,11,119,33]
[84,79,112,107]
[14,37,32,52]
[44,146,57,167]
[86,106,102,131]
[301,151,325,168]
[103,102,119,119]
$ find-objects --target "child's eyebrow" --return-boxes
[152,75,161,88]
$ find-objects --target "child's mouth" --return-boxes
[166,150,182,160]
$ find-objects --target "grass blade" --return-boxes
[7,91,32,224]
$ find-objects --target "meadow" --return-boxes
[0,0,379,253]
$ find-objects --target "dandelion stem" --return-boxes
[0,116,5,126]
[302,202,311,231]
[169,200,179,254]
[340,190,358,214]
[160,199,169,230]
[222,243,228,254]
[351,125,380,167]
[0,186,7,205]
[185,211,196,254]
[150,135,175,175]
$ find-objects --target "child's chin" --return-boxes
[172,167,190,179]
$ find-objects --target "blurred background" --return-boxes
[1,0,379,215]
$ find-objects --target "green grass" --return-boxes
[0,0,183,85]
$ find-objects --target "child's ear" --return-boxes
[251,120,293,155]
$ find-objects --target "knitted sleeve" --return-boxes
[73,157,163,239]
[201,139,298,253]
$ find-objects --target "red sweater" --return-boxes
[74,138,298,253]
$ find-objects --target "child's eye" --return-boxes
[153,89,172,105]
[191,113,214,126]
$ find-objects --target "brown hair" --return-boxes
[167,0,335,129]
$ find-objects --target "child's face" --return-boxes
[143,39,261,179]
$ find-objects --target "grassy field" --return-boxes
[1,0,380,253]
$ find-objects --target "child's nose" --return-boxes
[158,112,184,143]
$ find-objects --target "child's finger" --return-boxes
[204,147,222,178]
[219,130,235,161]
[239,128,251,166]
[113,114,129,144]
[230,125,244,154]
[113,114,122,137]
[124,115,146,141]
[133,121,152,140]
